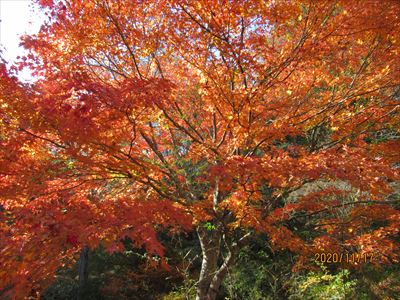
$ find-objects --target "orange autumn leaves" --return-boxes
[1,0,400,298]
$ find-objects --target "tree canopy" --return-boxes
[1,0,399,299]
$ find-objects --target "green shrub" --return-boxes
[288,266,358,300]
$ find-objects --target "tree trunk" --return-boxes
[195,176,252,300]
[77,246,89,300]
[195,226,252,300]
[196,226,222,300]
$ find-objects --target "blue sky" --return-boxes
[0,0,46,81]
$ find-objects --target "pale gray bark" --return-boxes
[196,226,222,300]
[195,173,252,299]
[195,228,252,300]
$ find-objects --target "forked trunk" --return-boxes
[196,226,222,300]
[195,227,250,300]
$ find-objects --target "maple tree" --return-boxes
[1,0,400,299]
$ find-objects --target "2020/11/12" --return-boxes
[315,252,374,264]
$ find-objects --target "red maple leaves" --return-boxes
[1,0,400,298]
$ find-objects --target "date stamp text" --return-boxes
[314,252,374,264]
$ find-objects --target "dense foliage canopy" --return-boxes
[1,0,399,299]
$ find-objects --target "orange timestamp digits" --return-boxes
[314,252,374,264]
